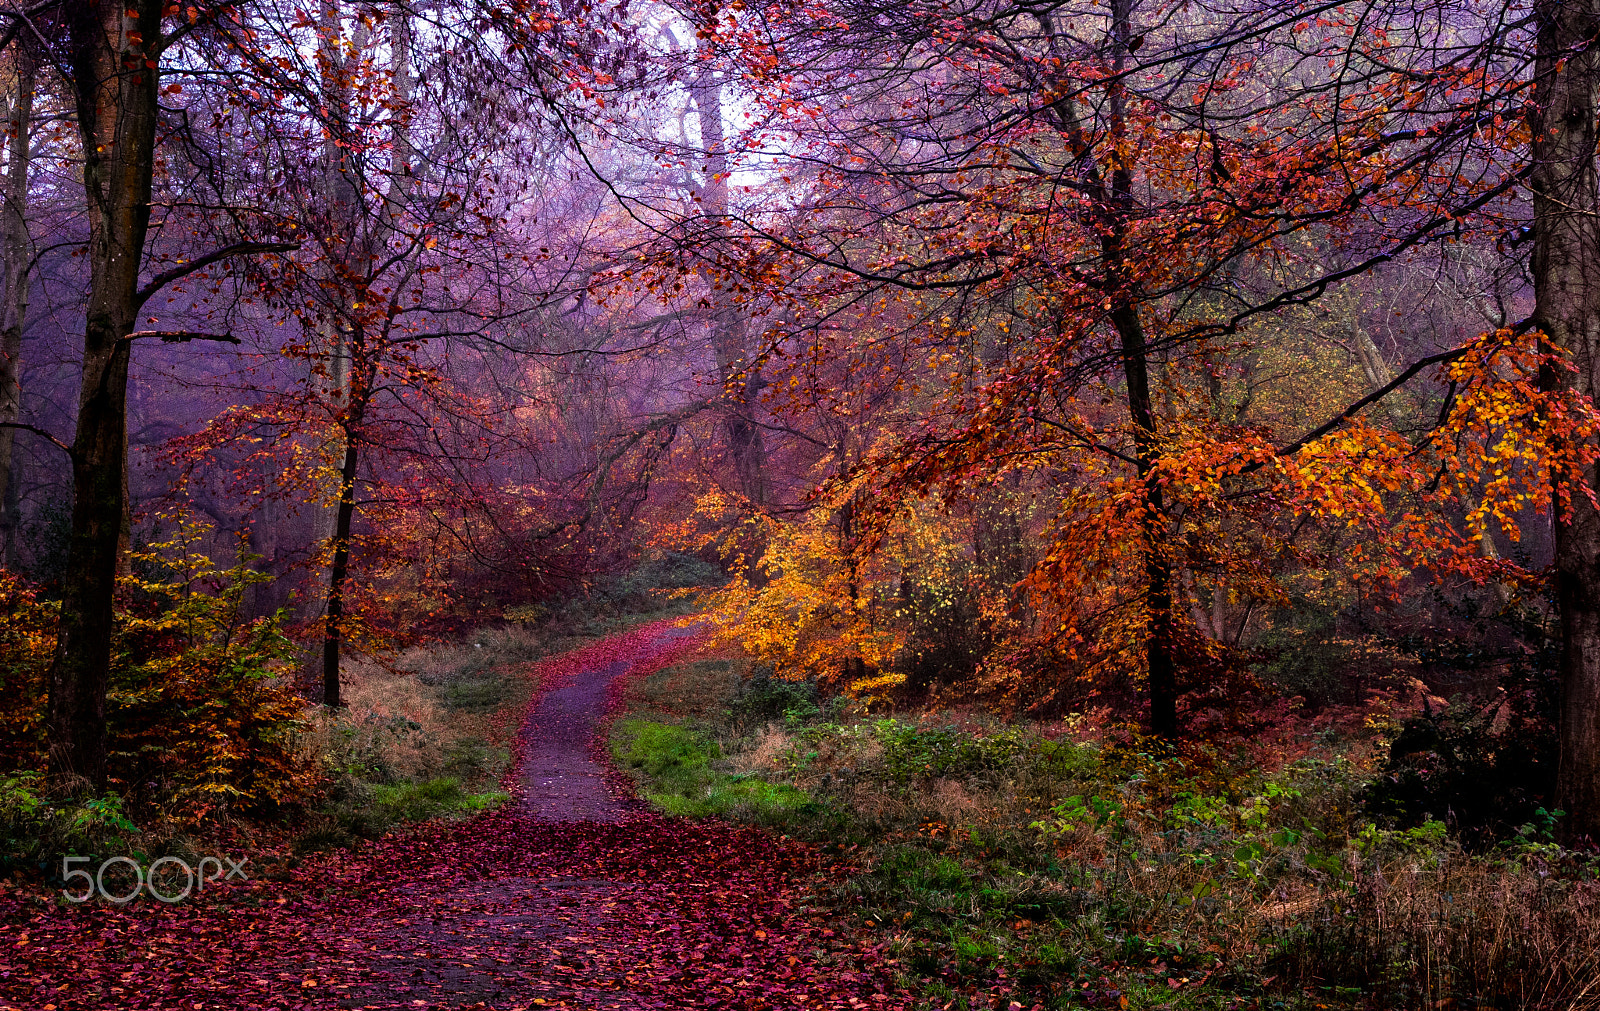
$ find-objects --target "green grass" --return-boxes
[296,776,507,853]
[369,777,507,822]
[606,656,1600,1009]
[610,718,811,819]
[440,675,510,712]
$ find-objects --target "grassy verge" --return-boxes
[608,658,1600,1010]
[611,717,810,819]
[0,549,723,898]
[0,612,697,889]
[295,605,697,852]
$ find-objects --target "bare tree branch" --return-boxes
[0,421,70,457]
[120,330,241,345]
[133,241,300,310]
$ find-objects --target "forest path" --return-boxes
[0,618,913,1011]
[518,621,700,822]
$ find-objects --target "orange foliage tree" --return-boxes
[651,0,1600,735]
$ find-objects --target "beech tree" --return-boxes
[0,39,34,564]
[26,1,295,788]
[1529,0,1600,841]
[165,0,644,705]
[642,0,1600,782]
[5,0,1599,840]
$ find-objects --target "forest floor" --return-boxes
[0,619,919,1011]
[12,616,1579,1011]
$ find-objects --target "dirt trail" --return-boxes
[520,657,633,822]
[0,619,916,1011]
[519,624,700,822]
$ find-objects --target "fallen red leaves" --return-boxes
[2,620,917,1011]
[489,618,711,795]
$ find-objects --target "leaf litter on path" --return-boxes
[1,618,920,1011]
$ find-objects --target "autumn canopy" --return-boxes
[0,0,1598,842]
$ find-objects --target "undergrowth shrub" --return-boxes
[893,577,996,693]
[113,530,313,818]
[1363,655,1560,847]
[0,772,137,875]
[608,552,724,601]
[504,551,721,631]
[16,501,70,588]
[614,655,1600,1009]
[699,495,1029,700]
[1270,856,1600,1008]
[726,666,820,732]
[0,520,314,826]
[1250,596,1415,710]
[0,574,54,771]
[873,720,1031,784]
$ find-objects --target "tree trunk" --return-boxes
[1530,0,1600,842]
[310,0,358,635]
[1103,0,1177,736]
[49,0,161,789]
[1113,303,1178,736]
[322,434,358,709]
[0,41,33,566]
[315,4,412,707]
[690,38,767,505]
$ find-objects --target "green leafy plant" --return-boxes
[0,518,314,828]
[873,720,1029,784]
[0,771,140,872]
[1030,794,1124,835]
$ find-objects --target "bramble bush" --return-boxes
[1361,652,1561,848]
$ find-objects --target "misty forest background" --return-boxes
[7,0,1600,1006]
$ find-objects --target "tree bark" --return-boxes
[310,0,357,642]
[1112,302,1178,736]
[1102,0,1177,735]
[310,0,358,699]
[0,41,33,566]
[689,36,767,505]
[315,3,411,707]
[1530,0,1600,842]
[49,0,161,790]
[322,430,359,709]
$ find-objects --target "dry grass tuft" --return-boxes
[300,629,547,788]
[737,726,794,773]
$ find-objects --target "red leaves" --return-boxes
[0,809,910,1011]
[489,617,710,794]
[1,619,921,1010]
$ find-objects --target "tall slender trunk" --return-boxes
[1530,0,1600,842]
[316,5,413,706]
[1112,303,1177,735]
[311,0,356,640]
[310,0,360,701]
[49,0,161,789]
[1040,0,1176,733]
[689,36,766,505]
[322,428,359,709]
[0,43,34,566]
[1101,0,1177,735]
